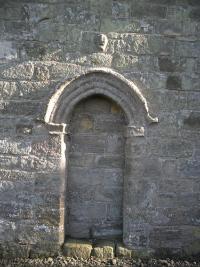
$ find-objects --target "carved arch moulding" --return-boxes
[43,68,158,247]
[44,68,158,136]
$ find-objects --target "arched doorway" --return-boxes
[65,95,127,239]
[44,68,158,248]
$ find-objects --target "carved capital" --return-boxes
[125,125,145,137]
[46,123,69,135]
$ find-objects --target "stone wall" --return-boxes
[0,0,199,259]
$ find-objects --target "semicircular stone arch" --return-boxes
[44,68,158,248]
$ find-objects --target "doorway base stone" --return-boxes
[63,239,134,259]
[63,239,93,260]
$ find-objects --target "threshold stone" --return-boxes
[63,239,92,260]
[92,240,115,259]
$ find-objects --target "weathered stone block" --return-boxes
[93,240,115,259]
[0,169,35,183]
[158,179,193,194]
[35,193,64,210]
[112,53,139,70]
[63,239,92,259]
[66,221,91,238]
[20,156,60,172]
[70,134,105,153]
[101,18,153,33]
[189,8,200,21]
[95,119,125,133]
[0,41,17,61]
[68,167,102,187]
[19,41,47,61]
[126,157,162,179]
[179,160,200,178]
[31,135,61,157]
[174,40,200,57]
[161,139,193,158]
[126,139,147,158]
[34,65,50,81]
[182,75,200,91]
[106,134,124,153]
[0,5,24,20]
[183,240,200,256]
[16,221,61,244]
[65,52,112,67]
[185,91,200,111]
[94,186,123,204]
[131,3,167,19]
[69,167,123,188]
[48,62,84,80]
[0,62,34,80]
[0,101,43,116]
[68,202,107,222]
[157,192,199,209]
[123,222,149,248]
[116,242,132,258]
[79,116,93,131]
[35,20,67,43]
[0,155,20,169]
[35,207,64,227]
[4,20,30,36]
[0,81,17,99]
[109,34,175,55]
[0,202,34,220]
[166,75,182,90]
[161,159,178,178]
[34,173,61,194]
[94,155,124,169]
[68,153,94,168]
[0,242,30,259]
[156,206,200,226]
[149,227,182,249]
[30,242,60,258]
[158,57,176,72]
[0,138,31,155]
[112,1,130,19]
[0,219,17,242]
[91,224,122,240]
[184,112,200,128]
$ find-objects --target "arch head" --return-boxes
[44,68,158,130]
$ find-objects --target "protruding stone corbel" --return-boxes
[46,123,69,135]
[125,125,145,137]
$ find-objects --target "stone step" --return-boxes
[93,240,115,259]
[63,239,92,260]
[63,239,133,259]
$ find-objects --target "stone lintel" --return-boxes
[125,125,145,137]
[46,123,68,135]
